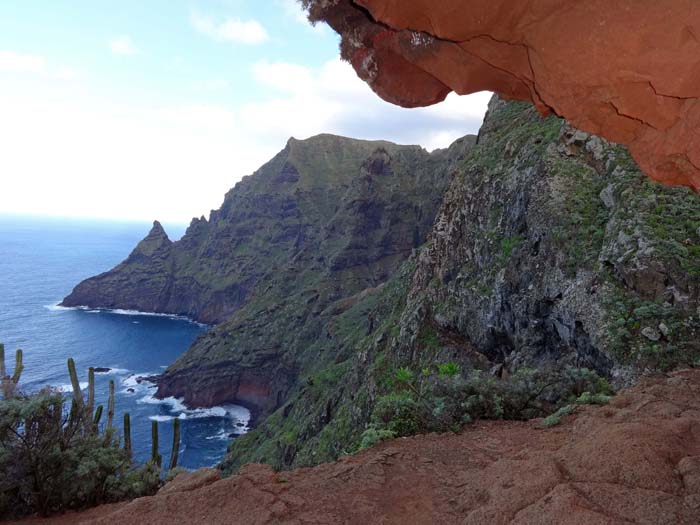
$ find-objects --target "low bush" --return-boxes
[358,427,396,450]
[0,389,164,518]
[365,364,614,442]
[0,345,172,518]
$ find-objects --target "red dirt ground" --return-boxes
[16,369,700,524]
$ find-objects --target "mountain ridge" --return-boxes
[62,131,475,418]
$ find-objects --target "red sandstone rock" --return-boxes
[22,370,700,524]
[311,0,700,190]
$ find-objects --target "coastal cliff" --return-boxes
[63,133,474,414]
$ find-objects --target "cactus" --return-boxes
[0,344,7,399]
[168,417,181,471]
[0,346,23,399]
[93,405,103,429]
[67,398,79,431]
[67,358,85,409]
[12,349,23,384]
[106,380,115,430]
[87,367,95,421]
[0,343,6,379]
[123,412,132,458]
[151,420,161,467]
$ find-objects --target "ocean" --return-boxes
[0,215,249,469]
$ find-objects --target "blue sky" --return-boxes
[0,0,490,222]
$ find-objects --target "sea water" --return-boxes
[0,215,249,469]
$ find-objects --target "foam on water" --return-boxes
[94,368,130,375]
[205,429,231,441]
[56,381,89,393]
[149,415,175,422]
[45,303,207,327]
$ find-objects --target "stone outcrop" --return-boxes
[403,97,700,384]
[307,0,700,190]
[28,369,700,524]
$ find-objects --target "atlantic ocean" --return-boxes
[0,215,248,469]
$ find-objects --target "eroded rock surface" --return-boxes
[26,370,700,524]
[308,0,700,190]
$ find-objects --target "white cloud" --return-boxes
[191,13,269,45]
[247,58,491,151]
[278,0,309,25]
[197,78,230,90]
[0,57,489,223]
[253,60,313,92]
[109,36,138,56]
[0,51,46,74]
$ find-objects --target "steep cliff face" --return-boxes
[404,98,700,380]
[63,133,474,414]
[307,0,700,190]
[223,97,700,472]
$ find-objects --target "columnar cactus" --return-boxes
[151,420,162,467]
[67,358,85,409]
[93,405,103,429]
[169,417,181,471]
[87,367,95,424]
[107,380,115,430]
[13,349,23,384]
[123,412,132,457]
[0,346,23,399]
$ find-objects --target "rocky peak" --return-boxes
[130,220,172,258]
[147,220,169,240]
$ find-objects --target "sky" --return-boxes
[0,0,491,223]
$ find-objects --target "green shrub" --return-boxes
[437,362,460,377]
[0,347,165,518]
[372,392,421,436]
[540,404,575,428]
[365,366,614,444]
[394,367,414,386]
[359,427,396,450]
[575,391,612,405]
